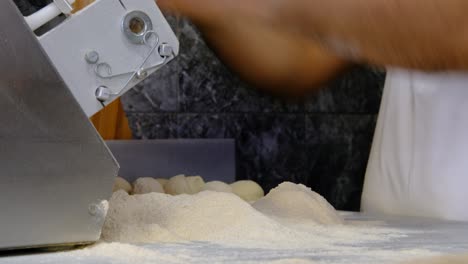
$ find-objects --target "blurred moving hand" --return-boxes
[158,0,468,71]
[157,0,348,96]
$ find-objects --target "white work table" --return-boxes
[1,212,468,264]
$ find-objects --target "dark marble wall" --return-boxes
[122,17,386,211]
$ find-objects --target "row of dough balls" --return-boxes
[112,175,265,202]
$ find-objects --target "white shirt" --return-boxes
[361,68,468,221]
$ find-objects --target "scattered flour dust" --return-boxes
[71,182,442,263]
[70,243,184,264]
[401,254,468,264]
[70,242,320,264]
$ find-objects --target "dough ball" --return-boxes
[132,177,164,195]
[202,181,233,193]
[186,176,205,194]
[155,178,169,188]
[112,177,132,193]
[164,175,186,195]
[230,180,264,202]
[165,175,206,195]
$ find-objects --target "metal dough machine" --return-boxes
[0,0,178,250]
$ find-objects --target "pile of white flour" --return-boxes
[64,182,463,264]
[101,182,342,248]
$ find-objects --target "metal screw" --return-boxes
[136,69,148,79]
[85,51,100,64]
[158,43,173,57]
[95,86,112,102]
[88,203,98,216]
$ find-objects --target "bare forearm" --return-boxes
[274,0,468,70]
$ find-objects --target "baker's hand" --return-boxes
[157,0,348,96]
[157,0,271,27]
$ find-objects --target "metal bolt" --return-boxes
[85,51,100,64]
[95,86,112,102]
[158,43,173,57]
[88,203,98,216]
[136,69,148,79]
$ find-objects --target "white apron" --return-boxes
[361,68,468,221]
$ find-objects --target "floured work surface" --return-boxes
[2,183,468,264]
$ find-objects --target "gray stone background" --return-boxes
[122,17,386,211]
